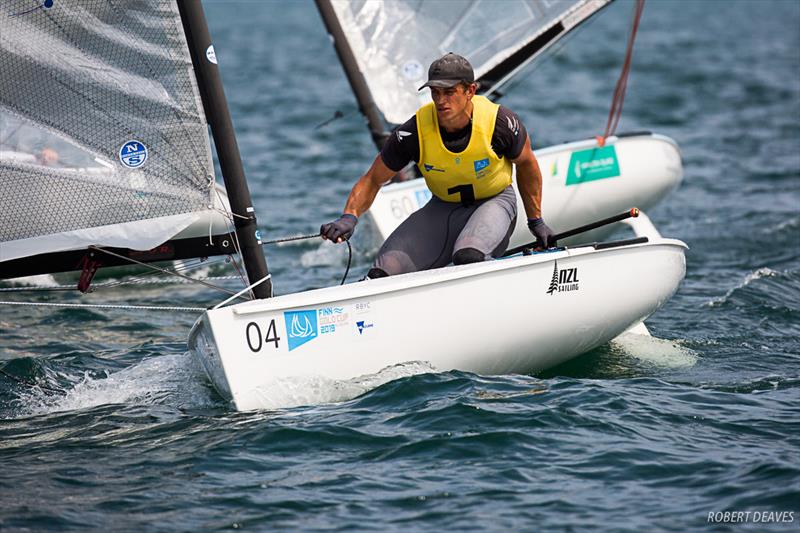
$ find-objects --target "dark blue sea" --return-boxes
[2,0,799,530]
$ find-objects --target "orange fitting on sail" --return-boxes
[630,207,640,217]
[595,135,606,147]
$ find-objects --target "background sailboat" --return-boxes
[316,0,683,246]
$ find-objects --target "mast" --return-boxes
[315,0,388,150]
[177,0,272,299]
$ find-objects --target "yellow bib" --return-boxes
[416,95,513,203]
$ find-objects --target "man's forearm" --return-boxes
[516,157,543,219]
[343,174,381,217]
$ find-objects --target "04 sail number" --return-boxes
[245,320,281,352]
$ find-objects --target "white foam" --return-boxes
[610,332,698,368]
[300,240,347,268]
[4,274,59,287]
[707,267,779,307]
[770,216,798,232]
[19,351,215,416]
[239,361,436,411]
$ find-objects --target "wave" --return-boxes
[706,267,800,313]
[6,351,216,418]
[237,361,437,411]
[697,375,800,395]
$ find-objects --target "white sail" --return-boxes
[0,0,215,262]
[328,0,612,125]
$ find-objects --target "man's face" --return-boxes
[430,83,475,123]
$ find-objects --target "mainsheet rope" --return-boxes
[0,300,207,312]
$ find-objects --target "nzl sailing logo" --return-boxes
[546,260,580,295]
[119,140,148,169]
[284,310,318,351]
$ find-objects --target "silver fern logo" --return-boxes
[546,260,580,294]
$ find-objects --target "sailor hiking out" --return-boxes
[320,52,556,277]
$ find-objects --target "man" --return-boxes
[321,52,555,278]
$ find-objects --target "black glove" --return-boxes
[320,214,358,243]
[527,217,557,249]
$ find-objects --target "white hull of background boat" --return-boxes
[189,237,687,411]
[367,133,683,247]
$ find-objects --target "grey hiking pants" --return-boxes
[372,185,517,276]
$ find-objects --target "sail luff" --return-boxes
[177,0,271,299]
[315,0,388,150]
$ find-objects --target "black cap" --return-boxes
[418,53,475,90]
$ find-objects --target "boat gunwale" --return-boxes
[219,238,687,317]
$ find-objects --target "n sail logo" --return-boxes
[119,140,148,168]
[284,310,318,351]
[546,260,580,295]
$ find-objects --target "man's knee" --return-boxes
[452,247,485,265]
[366,267,389,279]
[374,250,417,276]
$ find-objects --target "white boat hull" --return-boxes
[367,133,683,247]
[189,237,687,411]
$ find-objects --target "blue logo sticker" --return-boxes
[284,310,318,351]
[415,189,432,208]
[423,163,444,173]
[356,321,374,335]
[474,158,490,178]
[119,140,148,169]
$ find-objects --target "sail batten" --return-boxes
[1,0,215,261]
[325,0,613,126]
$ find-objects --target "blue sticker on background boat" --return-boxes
[415,189,432,207]
[284,310,317,351]
[566,146,619,185]
[119,140,148,168]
